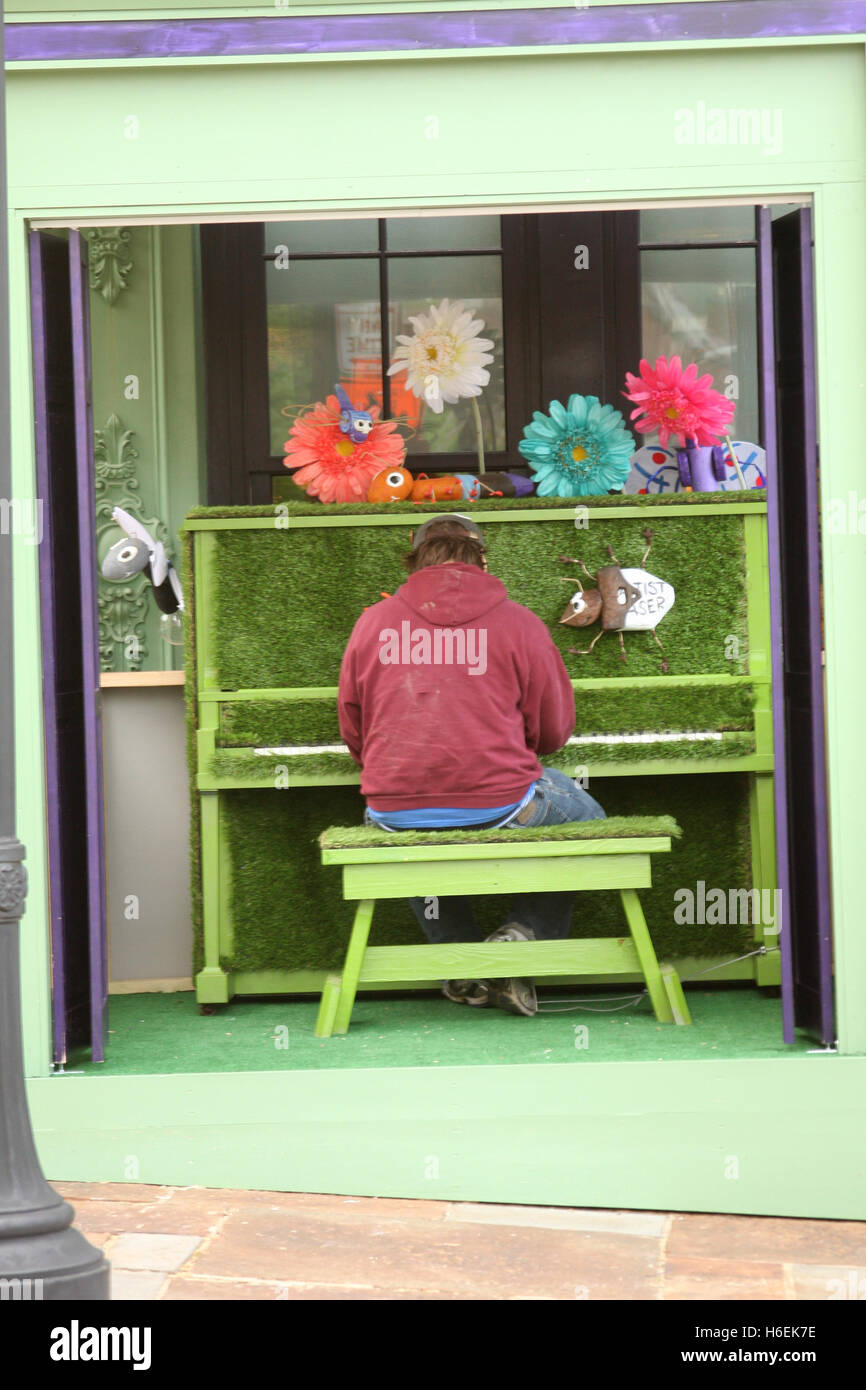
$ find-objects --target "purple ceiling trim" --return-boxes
[6,2,866,63]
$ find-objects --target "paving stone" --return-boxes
[69,1196,223,1238]
[55,1182,172,1204]
[191,1208,661,1299]
[235,1189,450,1221]
[786,1263,866,1300]
[447,1203,667,1237]
[668,1214,866,1266]
[109,1232,203,1272]
[111,1269,169,1301]
[664,1256,787,1301]
[162,1277,484,1301]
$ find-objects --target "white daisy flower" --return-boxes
[387,298,495,414]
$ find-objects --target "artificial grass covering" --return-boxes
[200,498,755,692]
[219,774,752,973]
[319,815,681,849]
[74,985,805,1076]
[183,497,766,983]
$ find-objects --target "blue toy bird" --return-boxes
[335,383,374,444]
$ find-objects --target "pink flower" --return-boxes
[622,356,735,448]
[284,395,405,503]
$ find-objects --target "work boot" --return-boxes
[442,979,490,1007]
[484,923,538,1017]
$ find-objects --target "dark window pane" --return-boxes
[640,207,755,245]
[386,215,501,252]
[388,256,505,457]
[267,258,384,453]
[640,247,759,446]
[265,219,378,257]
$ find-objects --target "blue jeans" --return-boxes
[367,768,606,944]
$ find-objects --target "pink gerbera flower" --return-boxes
[622,356,735,449]
[283,395,405,503]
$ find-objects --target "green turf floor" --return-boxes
[68,986,814,1075]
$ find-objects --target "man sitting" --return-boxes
[337,513,606,1016]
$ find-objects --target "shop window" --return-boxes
[202,210,764,503]
[639,210,760,445]
[264,217,506,459]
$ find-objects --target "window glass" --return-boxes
[267,258,384,453]
[388,255,505,456]
[265,219,378,257]
[386,215,501,252]
[640,207,755,245]
[640,247,759,446]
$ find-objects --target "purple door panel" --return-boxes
[29,231,68,1064]
[29,230,107,1063]
[68,230,108,1063]
[759,206,834,1045]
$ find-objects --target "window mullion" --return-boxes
[379,220,391,421]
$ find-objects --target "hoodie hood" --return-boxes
[398,562,509,627]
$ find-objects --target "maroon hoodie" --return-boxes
[338,562,575,811]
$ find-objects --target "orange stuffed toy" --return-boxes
[367,467,463,504]
[410,473,464,503]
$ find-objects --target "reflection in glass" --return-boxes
[640,207,755,245]
[386,215,501,253]
[267,258,384,452]
[641,247,758,446]
[264,219,378,256]
[388,256,505,456]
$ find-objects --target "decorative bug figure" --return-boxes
[558,527,675,671]
[335,383,375,443]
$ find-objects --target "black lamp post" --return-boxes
[0,17,109,1299]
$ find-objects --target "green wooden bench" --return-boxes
[314,816,691,1036]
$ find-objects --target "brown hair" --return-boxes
[404,519,487,573]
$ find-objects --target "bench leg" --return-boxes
[314,973,343,1038]
[331,899,376,1035]
[660,963,693,1025]
[619,888,673,1024]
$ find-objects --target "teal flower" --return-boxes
[518,394,635,496]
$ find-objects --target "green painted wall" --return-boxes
[6,37,866,1083]
[89,224,205,671]
[25,1055,866,1219]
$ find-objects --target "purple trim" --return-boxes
[69,231,108,1065]
[6,2,866,63]
[757,207,795,1044]
[29,231,69,1066]
[797,206,834,1045]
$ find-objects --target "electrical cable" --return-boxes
[535,946,768,1013]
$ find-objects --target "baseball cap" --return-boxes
[410,512,485,551]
